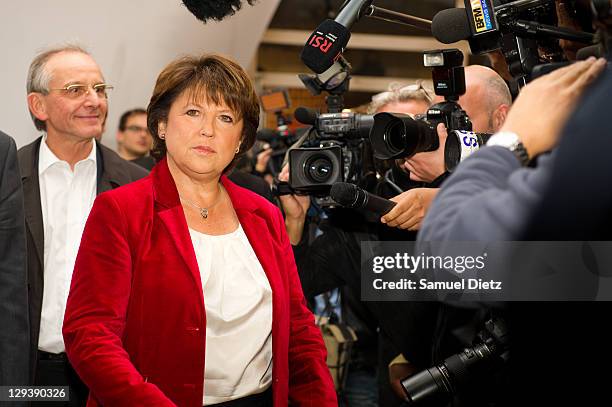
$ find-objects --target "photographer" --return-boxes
[382,65,511,232]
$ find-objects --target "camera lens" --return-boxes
[384,121,408,154]
[370,113,429,160]
[305,155,334,183]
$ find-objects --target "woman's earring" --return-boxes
[160,134,165,140]
[235,146,240,154]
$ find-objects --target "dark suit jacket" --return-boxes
[17,136,148,379]
[62,158,336,407]
[0,131,30,388]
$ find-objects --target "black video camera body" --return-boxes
[289,110,374,198]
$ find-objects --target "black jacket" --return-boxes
[18,137,148,381]
[0,131,29,389]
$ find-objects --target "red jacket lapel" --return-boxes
[151,158,204,309]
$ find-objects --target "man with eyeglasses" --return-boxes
[116,108,155,170]
[17,44,147,405]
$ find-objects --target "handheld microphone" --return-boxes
[330,182,396,216]
[300,0,373,74]
[182,0,255,23]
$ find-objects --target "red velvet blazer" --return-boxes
[63,158,337,406]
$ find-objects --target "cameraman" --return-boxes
[382,65,511,231]
[280,85,432,407]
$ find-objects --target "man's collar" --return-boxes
[38,134,96,175]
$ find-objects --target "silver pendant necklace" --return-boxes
[179,187,223,220]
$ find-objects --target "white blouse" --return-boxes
[189,225,273,406]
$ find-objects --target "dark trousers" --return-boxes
[211,387,272,407]
[33,352,88,407]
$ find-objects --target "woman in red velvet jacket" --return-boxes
[62,54,336,407]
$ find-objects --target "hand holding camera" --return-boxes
[403,123,449,183]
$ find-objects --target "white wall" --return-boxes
[0,0,280,149]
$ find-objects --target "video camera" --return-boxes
[285,57,376,202]
[369,49,491,172]
[255,89,301,176]
[401,317,509,406]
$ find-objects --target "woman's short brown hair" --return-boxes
[147,54,260,172]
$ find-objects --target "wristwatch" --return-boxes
[486,131,530,166]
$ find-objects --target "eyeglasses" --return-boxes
[371,81,433,104]
[48,83,114,99]
[125,125,150,134]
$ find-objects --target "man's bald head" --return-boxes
[434,65,512,133]
[462,65,512,133]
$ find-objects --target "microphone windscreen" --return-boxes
[576,45,602,60]
[256,129,276,142]
[330,182,359,207]
[300,19,351,74]
[432,8,472,44]
[294,107,318,125]
[182,0,254,23]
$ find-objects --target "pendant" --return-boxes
[200,208,209,219]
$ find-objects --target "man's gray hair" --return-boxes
[484,71,512,132]
[367,81,433,114]
[26,44,91,131]
[485,74,512,112]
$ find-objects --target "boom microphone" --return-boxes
[432,0,594,54]
[432,8,473,44]
[330,182,396,216]
[182,0,255,23]
[432,0,500,54]
[300,0,373,74]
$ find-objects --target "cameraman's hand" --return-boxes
[500,57,607,157]
[278,164,311,244]
[404,123,448,183]
[381,188,439,231]
[255,145,273,174]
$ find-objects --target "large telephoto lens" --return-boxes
[369,112,439,160]
[401,343,496,405]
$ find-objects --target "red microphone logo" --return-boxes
[308,31,336,53]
